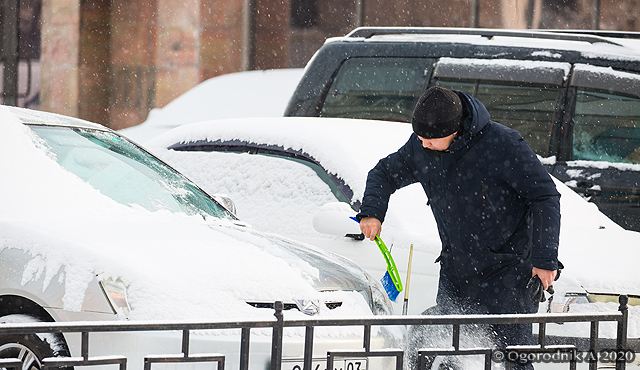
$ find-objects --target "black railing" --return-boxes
[0,296,633,370]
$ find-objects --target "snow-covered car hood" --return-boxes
[0,106,390,322]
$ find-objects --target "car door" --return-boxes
[552,64,640,231]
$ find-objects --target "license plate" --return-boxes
[282,357,368,370]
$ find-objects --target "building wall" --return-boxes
[108,0,157,129]
[38,0,640,129]
[199,0,244,81]
[40,0,80,117]
[253,0,290,70]
[78,0,110,126]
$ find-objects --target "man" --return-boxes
[357,86,560,369]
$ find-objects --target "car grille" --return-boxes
[246,301,342,311]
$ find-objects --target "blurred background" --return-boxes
[1,0,638,130]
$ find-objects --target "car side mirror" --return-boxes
[312,202,364,240]
[213,194,237,216]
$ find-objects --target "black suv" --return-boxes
[285,27,640,232]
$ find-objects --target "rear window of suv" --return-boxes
[432,80,561,156]
[432,58,569,157]
[319,56,571,157]
[319,57,432,122]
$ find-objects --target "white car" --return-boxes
[146,116,640,339]
[0,107,396,368]
[119,68,304,143]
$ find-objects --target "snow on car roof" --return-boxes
[7,105,106,130]
[0,107,374,323]
[119,69,305,143]
[438,57,572,79]
[330,30,640,62]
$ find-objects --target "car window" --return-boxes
[434,79,560,156]
[570,65,640,164]
[168,141,355,207]
[30,125,232,219]
[319,57,432,122]
[572,89,640,164]
[431,58,568,157]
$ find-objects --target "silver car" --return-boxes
[0,106,394,368]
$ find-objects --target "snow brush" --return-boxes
[351,217,403,301]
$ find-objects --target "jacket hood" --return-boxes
[448,90,491,153]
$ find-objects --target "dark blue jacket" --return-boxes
[359,91,561,284]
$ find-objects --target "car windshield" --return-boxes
[29,125,231,219]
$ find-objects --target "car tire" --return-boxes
[0,314,71,370]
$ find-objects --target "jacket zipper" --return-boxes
[481,181,510,240]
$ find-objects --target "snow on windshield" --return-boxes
[147,117,415,204]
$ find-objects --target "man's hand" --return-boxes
[532,267,557,290]
[359,217,382,241]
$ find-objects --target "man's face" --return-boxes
[417,133,456,151]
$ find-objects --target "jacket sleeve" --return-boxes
[501,133,561,271]
[357,136,420,223]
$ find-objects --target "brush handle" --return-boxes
[374,235,403,292]
[349,217,403,292]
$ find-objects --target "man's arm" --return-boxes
[502,134,561,273]
[357,135,420,226]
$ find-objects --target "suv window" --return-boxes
[432,58,569,156]
[319,57,432,122]
[570,65,640,164]
[572,89,640,164]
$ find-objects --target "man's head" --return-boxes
[412,86,462,141]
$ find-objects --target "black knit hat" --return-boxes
[411,87,462,139]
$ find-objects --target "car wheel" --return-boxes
[0,314,71,370]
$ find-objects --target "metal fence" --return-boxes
[0,296,634,370]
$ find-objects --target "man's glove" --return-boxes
[527,275,546,303]
[528,261,564,303]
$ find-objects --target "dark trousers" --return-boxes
[435,265,538,369]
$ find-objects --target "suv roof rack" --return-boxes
[346,27,624,47]
[545,29,640,40]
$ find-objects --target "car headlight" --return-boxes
[365,272,395,315]
[549,292,640,313]
[99,279,132,317]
